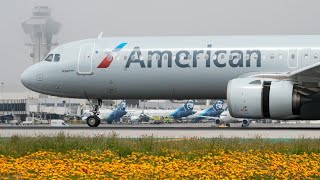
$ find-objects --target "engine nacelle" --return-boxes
[242,119,251,127]
[215,119,222,126]
[227,78,301,120]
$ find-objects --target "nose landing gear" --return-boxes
[86,99,102,127]
[87,115,100,127]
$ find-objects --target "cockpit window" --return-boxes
[45,54,53,62]
[54,54,60,62]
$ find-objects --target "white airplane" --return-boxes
[215,108,251,127]
[21,35,320,127]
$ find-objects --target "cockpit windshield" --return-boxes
[44,54,53,62]
[54,54,60,62]
[44,54,60,62]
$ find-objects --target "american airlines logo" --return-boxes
[125,44,262,68]
[98,43,262,69]
[97,42,127,68]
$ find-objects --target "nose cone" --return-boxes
[21,66,35,90]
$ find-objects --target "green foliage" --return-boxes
[0,133,320,157]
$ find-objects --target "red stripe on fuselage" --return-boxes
[97,54,113,68]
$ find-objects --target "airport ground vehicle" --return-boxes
[21,117,33,125]
[9,120,20,125]
[152,115,173,123]
[50,119,69,126]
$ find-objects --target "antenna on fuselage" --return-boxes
[97,32,103,39]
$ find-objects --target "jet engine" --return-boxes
[227,78,303,120]
[241,119,251,127]
[215,119,222,126]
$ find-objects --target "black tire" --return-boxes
[86,115,101,127]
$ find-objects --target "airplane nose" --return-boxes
[20,67,33,89]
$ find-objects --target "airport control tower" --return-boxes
[22,6,60,63]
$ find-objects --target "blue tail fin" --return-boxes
[116,100,126,112]
[183,100,195,111]
[212,99,224,111]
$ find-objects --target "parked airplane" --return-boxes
[188,99,224,122]
[0,114,14,123]
[130,100,196,122]
[169,99,196,119]
[215,108,251,127]
[82,100,127,125]
[21,35,320,127]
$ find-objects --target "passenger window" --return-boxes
[291,54,295,59]
[305,54,309,59]
[54,54,60,62]
[279,54,283,60]
[212,54,217,60]
[45,54,53,62]
[270,54,274,59]
[314,54,318,59]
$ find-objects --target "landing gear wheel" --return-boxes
[226,123,231,127]
[87,115,101,127]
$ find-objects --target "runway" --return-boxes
[0,123,320,138]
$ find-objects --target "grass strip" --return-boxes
[0,132,319,157]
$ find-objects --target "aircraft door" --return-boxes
[78,43,95,75]
[288,49,298,68]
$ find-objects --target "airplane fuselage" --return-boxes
[21,36,320,100]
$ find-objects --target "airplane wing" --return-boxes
[185,115,220,121]
[287,62,320,82]
[247,62,320,83]
[197,116,221,121]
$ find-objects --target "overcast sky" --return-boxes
[0,0,320,91]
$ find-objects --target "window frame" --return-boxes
[53,54,60,62]
[44,54,54,62]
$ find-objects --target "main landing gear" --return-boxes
[86,99,102,127]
